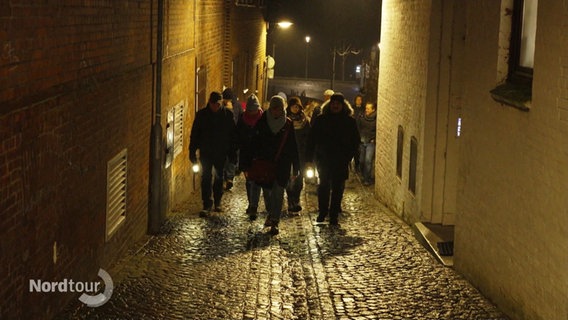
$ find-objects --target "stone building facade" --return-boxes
[377,1,567,319]
[0,1,266,318]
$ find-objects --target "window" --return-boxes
[235,0,255,6]
[509,0,537,82]
[490,0,537,111]
[396,126,404,178]
[196,66,207,112]
[409,137,418,194]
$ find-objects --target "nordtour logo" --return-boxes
[29,268,114,307]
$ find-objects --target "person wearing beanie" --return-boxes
[248,95,300,235]
[236,94,264,219]
[285,97,311,214]
[221,88,242,191]
[189,91,237,216]
[305,92,360,226]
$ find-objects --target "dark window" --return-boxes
[396,126,404,178]
[490,0,536,111]
[235,0,255,6]
[509,0,537,84]
[409,137,418,194]
[196,66,207,112]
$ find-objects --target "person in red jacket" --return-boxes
[236,94,264,220]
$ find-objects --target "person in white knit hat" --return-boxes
[248,95,300,235]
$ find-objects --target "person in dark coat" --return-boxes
[306,92,360,226]
[357,102,377,185]
[222,88,242,190]
[352,94,365,171]
[189,91,236,216]
[249,95,300,235]
[285,96,311,214]
[236,94,264,219]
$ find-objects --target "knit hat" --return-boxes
[324,89,334,97]
[246,94,260,112]
[222,88,234,100]
[209,91,223,103]
[329,92,345,103]
[269,95,286,110]
[277,91,288,101]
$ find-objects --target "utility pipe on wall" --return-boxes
[148,0,164,234]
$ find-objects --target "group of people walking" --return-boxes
[189,88,377,235]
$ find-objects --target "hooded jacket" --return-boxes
[306,100,360,180]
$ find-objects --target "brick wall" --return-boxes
[231,5,267,102]
[376,0,432,222]
[455,1,568,319]
[0,2,154,318]
[196,0,226,93]
[1,1,266,318]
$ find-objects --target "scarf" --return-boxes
[242,110,263,127]
[267,110,287,134]
[289,111,307,130]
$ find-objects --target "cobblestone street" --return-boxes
[56,174,508,320]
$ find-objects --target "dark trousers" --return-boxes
[317,169,345,222]
[200,156,226,209]
[286,176,304,207]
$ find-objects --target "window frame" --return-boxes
[508,0,536,85]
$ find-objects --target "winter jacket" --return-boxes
[357,110,377,143]
[306,107,360,180]
[249,114,300,187]
[189,105,236,162]
[236,110,263,171]
[287,111,311,169]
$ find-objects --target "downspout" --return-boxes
[149,0,164,234]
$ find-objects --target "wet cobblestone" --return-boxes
[56,174,508,319]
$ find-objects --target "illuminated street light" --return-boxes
[305,36,311,79]
[277,21,293,29]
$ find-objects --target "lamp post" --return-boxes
[305,36,310,79]
[271,21,293,60]
[265,20,292,100]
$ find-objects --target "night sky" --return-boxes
[266,0,382,80]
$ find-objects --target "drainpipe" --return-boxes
[149,0,164,234]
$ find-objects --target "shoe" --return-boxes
[329,219,339,226]
[269,226,279,235]
[199,208,211,217]
[225,179,233,191]
[288,205,302,213]
[264,218,274,227]
[214,206,223,213]
[247,207,258,220]
[316,214,326,223]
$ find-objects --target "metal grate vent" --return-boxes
[174,104,184,157]
[106,148,127,241]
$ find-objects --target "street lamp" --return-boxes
[271,21,293,59]
[266,20,293,100]
[305,36,311,79]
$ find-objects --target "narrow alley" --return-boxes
[55,174,507,320]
